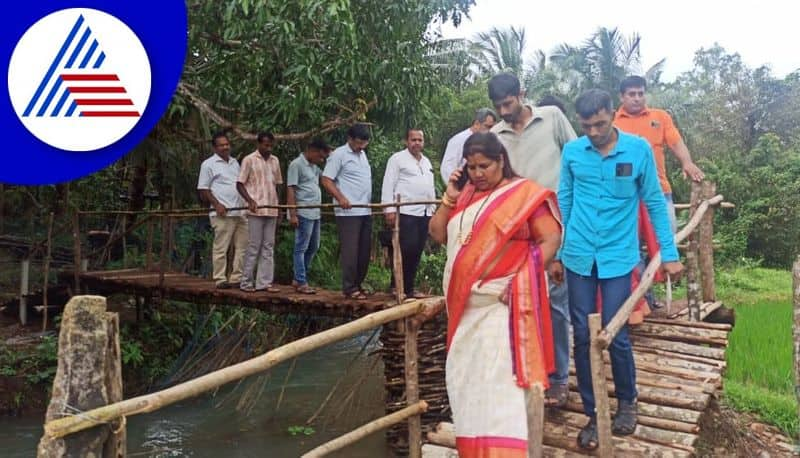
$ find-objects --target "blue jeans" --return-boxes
[293,216,320,285]
[567,265,637,417]
[548,275,570,386]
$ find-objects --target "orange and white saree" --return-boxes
[443,178,561,458]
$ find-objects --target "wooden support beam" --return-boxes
[301,400,428,458]
[393,194,404,304]
[526,382,545,458]
[43,299,427,438]
[42,212,54,332]
[685,182,702,321]
[72,211,81,293]
[405,317,422,458]
[698,181,717,302]
[19,259,30,326]
[589,314,613,457]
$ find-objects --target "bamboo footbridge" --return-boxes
[36,182,735,457]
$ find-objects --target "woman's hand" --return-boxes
[446,168,464,201]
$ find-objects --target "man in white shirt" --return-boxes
[197,132,248,289]
[381,129,436,299]
[440,108,497,182]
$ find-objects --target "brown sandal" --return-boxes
[344,291,368,300]
[257,285,280,293]
[296,285,317,294]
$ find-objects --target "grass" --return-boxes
[714,265,797,437]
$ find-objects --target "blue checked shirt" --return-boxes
[557,130,679,279]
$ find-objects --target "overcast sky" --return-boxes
[439,0,798,81]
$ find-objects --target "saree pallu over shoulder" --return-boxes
[446,179,560,388]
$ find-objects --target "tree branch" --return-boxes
[176,82,376,142]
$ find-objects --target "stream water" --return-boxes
[0,332,389,457]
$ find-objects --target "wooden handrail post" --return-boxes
[392,194,404,304]
[686,182,702,321]
[405,317,422,458]
[19,259,30,326]
[145,217,154,270]
[72,210,81,292]
[42,212,54,332]
[159,214,168,291]
[698,181,717,302]
[793,255,800,435]
[589,313,613,456]
[525,383,544,458]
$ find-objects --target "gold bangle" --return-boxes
[441,195,455,208]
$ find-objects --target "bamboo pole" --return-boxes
[43,299,426,438]
[589,313,613,457]
[72,210,81,292]
[698,181,716,302]
[596,194,723,348]
[674,201,734,210]
[393,194,405,304]
[42,212,54,332]
[686,182,702,321]
[301,400,428,458]
[405,317,421,458]
[793,254,800,435]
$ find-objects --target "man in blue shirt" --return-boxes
[555,89,683,450]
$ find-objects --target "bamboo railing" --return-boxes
[590,181,726,456]
[49,198,443,457]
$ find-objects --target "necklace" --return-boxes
[457,181,504,245]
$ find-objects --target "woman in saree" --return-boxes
[429,132,562,457]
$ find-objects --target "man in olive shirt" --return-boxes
[488,73,577,407]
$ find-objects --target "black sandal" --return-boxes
[344,291,368,300]
[612,399,638,435]
[577,416,598,450]
[545,383,569,408]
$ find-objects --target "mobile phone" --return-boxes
[455,162,469,190]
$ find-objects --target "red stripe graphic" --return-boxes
[60,74,120,81]
[75,99,134,106]
[68,87,127,93]
[81,111,141,117]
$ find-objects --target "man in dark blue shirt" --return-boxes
[556,89,683,450]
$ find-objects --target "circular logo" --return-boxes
[8,8,151,152]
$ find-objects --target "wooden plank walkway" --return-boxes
[424,318,731,457]
[63,268,397,317]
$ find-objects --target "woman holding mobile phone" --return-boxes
[429,132,562,457]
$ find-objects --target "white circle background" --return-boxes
[7,8,151,152]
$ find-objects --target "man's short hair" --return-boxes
[307,137,331,152]
[406,128,424,139]
[474,107,497,124]
[619,75,647,94]
[347,123,371,141]
[575,89,613,119]
[487,73,521,102]
[257,132,275,143]
[211,131,228,147]
[536,95,566,114]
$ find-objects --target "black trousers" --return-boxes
[388,214,430,295]
[336,215,372,294]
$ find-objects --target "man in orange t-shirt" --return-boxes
[614,76,704,231]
